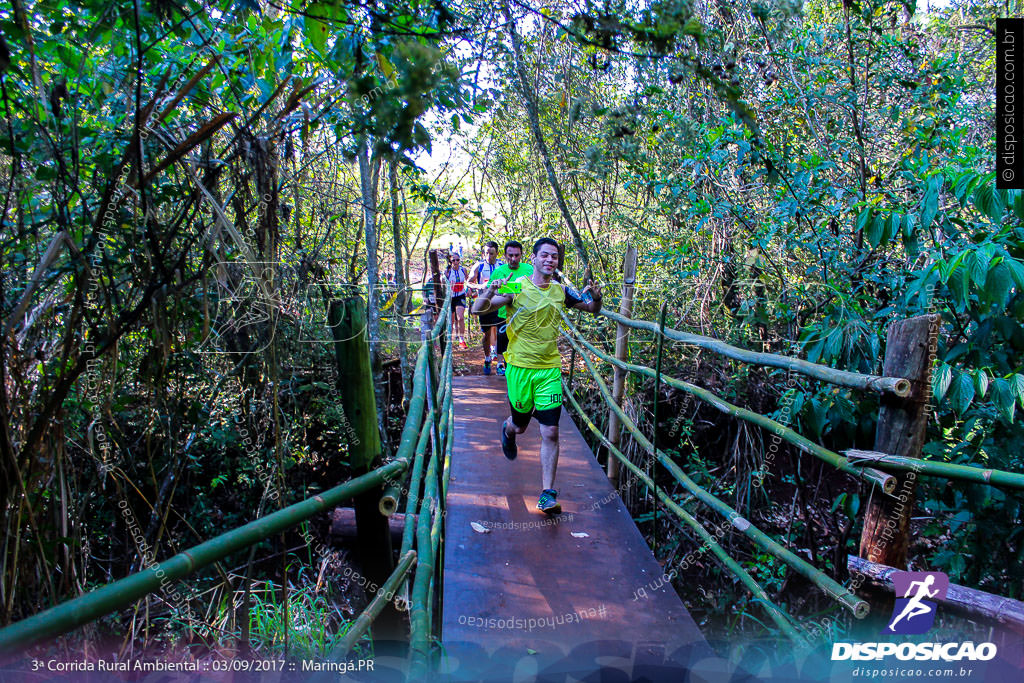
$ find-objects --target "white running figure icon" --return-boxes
[888,574,940,631]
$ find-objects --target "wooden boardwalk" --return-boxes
[440,375,724,681]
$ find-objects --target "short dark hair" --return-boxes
[532,237,559,255]
[485,241,499,251]
[504,240,523,254]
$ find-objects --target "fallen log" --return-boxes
[848,555,1024,633]
[331,507,412,545]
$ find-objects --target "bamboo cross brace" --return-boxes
[597,308,911,397]
[844,449,1024,491]
[563,332,870,619]
[561,315,896,494]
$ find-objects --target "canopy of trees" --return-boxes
[0,0,1020,661]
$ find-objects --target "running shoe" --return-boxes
[537,489,561,515]
[484,358,492,375]
[500,422,518,461]
[496,363,506,377]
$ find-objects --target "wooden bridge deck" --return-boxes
[440,375,725,681]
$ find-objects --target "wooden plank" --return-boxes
[441,376,712,680]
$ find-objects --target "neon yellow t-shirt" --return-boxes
[486,263,533,319]
[504,276,576,369]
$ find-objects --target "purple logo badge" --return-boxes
[884,571,949,635]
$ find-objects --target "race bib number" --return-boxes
[453,282,465,294]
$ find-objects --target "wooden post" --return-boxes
[607,246,638,489]
[858,314,939,569]
[328,297,399,633]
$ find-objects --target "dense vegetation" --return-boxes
[1,0,1020,661]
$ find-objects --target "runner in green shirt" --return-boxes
[472,237,602,515]
[484,240,533,376]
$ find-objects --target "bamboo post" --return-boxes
[429,249,445,351]
[858,315,939,569]
[328,297,397,632]
[607,246,637,488]
[651,302,667,555]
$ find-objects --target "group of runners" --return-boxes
[433,237,602,515]
[441,240,531,376]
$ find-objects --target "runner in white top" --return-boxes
[444,254,469,349]
[468,241,504,374]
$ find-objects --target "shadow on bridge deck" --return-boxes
[440,375,732,681]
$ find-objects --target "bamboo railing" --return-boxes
[563,331,871,620]
[558,285,1024,641]
[598,308,912,397]
[0,459,412,652]
[562,382,805,642]
[567,312,1024,494]
[565,320,897,493]
[0,288,457,666]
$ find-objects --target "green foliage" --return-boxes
[244,579,355,658]
[473,0,1024,639]
[0,0,476,643]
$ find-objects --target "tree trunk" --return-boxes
[501,1,590,274]
[327,297,396,622]
[358,137,390,455]
[390,156,412,404]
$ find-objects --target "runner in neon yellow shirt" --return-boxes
[483,240,533,376]
[471,237,602,515]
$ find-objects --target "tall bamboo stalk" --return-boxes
[409,312,453,677]
[399,417,434,561]
[408,432,441,677]
[608,246,638,488]
[651,303,668,555]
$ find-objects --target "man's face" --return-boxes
[534,244,559,276]
[484,246,497,263]
[450,256,461,269]
[505,247,522,268]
